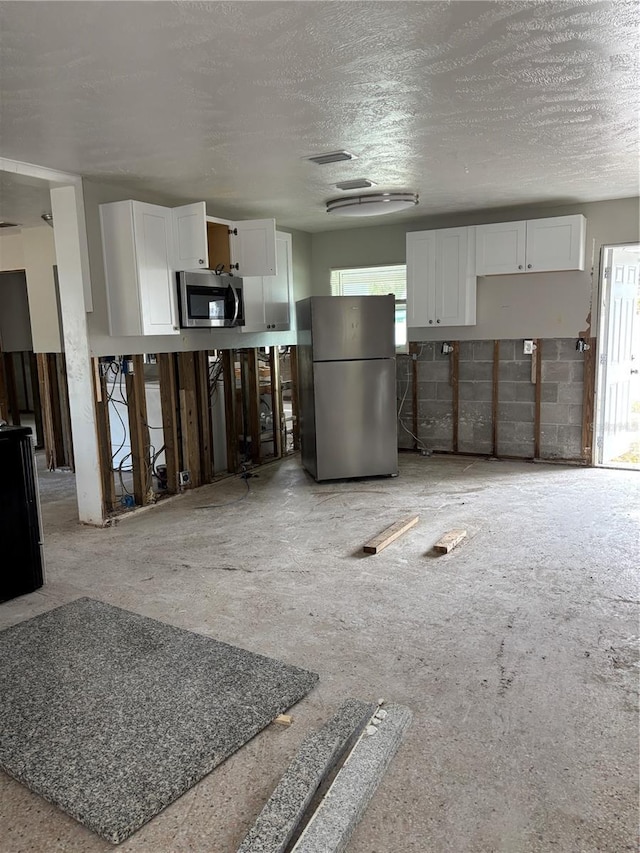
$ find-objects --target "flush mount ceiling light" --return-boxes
[41,213,53,227]
[307,150,357,165]
[326,191,419,217]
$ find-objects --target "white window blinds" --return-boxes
[330,265,406,298]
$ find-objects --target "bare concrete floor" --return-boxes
[0,454,638,853]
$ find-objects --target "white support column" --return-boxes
[50,184,104,524]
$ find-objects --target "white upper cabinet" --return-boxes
[475,220,526,275]
[242,232,293,333]
[232,219,278,276]
[476,214,586,275]
[100,200,179,337]
[172,202,209,270]
[407,226,476,328]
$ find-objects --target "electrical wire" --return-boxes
[396,347,429,453]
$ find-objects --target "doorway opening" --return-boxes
[595,243,640,468]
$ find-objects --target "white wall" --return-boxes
[311,197,640,341]
[83,179,312,357]
[0,226,62,352]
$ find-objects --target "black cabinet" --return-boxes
[0,426,44,602]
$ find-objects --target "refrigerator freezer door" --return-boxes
[310,295,395,361]
[312,359,398,481]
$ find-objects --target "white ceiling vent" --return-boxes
[306,150,357,165]
[335,179,376,191]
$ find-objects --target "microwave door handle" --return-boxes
[230,282,239,324]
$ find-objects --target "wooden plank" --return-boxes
[269,347,283,458]
[533,339,542,458]
[433,528,467,554]
[581,337,596,464]
[363,515,419,555]
[451,341,460,453]
[92,358,116,513]
[125,354,150,505]
[158,353,180,493]
[195,350,214,482]
[45,353,66,465]
[221,350,239,473]
[245,348,261,465]
[492,340,500,457]
[273,714,293,727]
[177,351,201,487]
[289,346,300,451]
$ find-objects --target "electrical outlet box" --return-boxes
[523,339,535,355]
[178,470,191,487]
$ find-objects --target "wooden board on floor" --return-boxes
[363,516,419,554]
[433,529,467,554]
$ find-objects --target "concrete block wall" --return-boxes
[397,337,587,461]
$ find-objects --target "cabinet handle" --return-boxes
[518,264,523,270]
[527,264,532,269]
[429,319,433,324]
[436,319,440,324]
[198,259,205,265]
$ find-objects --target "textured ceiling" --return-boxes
[0,1,638,232]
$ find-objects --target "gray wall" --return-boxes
[0,270,32,351]
[83,178,312,357]
[311,197,639,341]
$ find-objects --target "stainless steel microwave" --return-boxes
[177,271,244,328]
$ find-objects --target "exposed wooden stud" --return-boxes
[158,353,180,493]
[409,342,419,452]
[289,346,300,451]
[0,350,10,423]
[581,337,596,464]
[363,515,420,555]
[221,350,240,473]
[451,341,460,453]
[195,350,214,482]
[92,358,116,513]
[245,348,262,465]
[57,354,74,471]
[2,352,21,425]
[492,340,500,457]
[36,353,58,470]
[269,347,283,458]
[534,339,542,458]
[177,351,201,487]
[433,528,467,554]
[29,352,44,449]
[125,354,150,506]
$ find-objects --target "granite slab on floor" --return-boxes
[0,597,318,844]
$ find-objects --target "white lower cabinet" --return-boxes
[407,226,476,328]
[242,232,293,333]
[476,214,586,275]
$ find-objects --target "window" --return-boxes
[330,264,407,350]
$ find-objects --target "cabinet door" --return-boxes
[406,230,436,327]
[232,219,277,276]
[172,202,209,270]
[264,232,292,330]
[475,220,526,275]
[132,203,179,335]
[241,276,267,332]
[434,227,476,326]
[525,215,586,272]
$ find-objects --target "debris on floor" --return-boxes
[433,528,467,554]
[363,515,419,554]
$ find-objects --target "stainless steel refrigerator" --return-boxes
[296,295,398,481]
